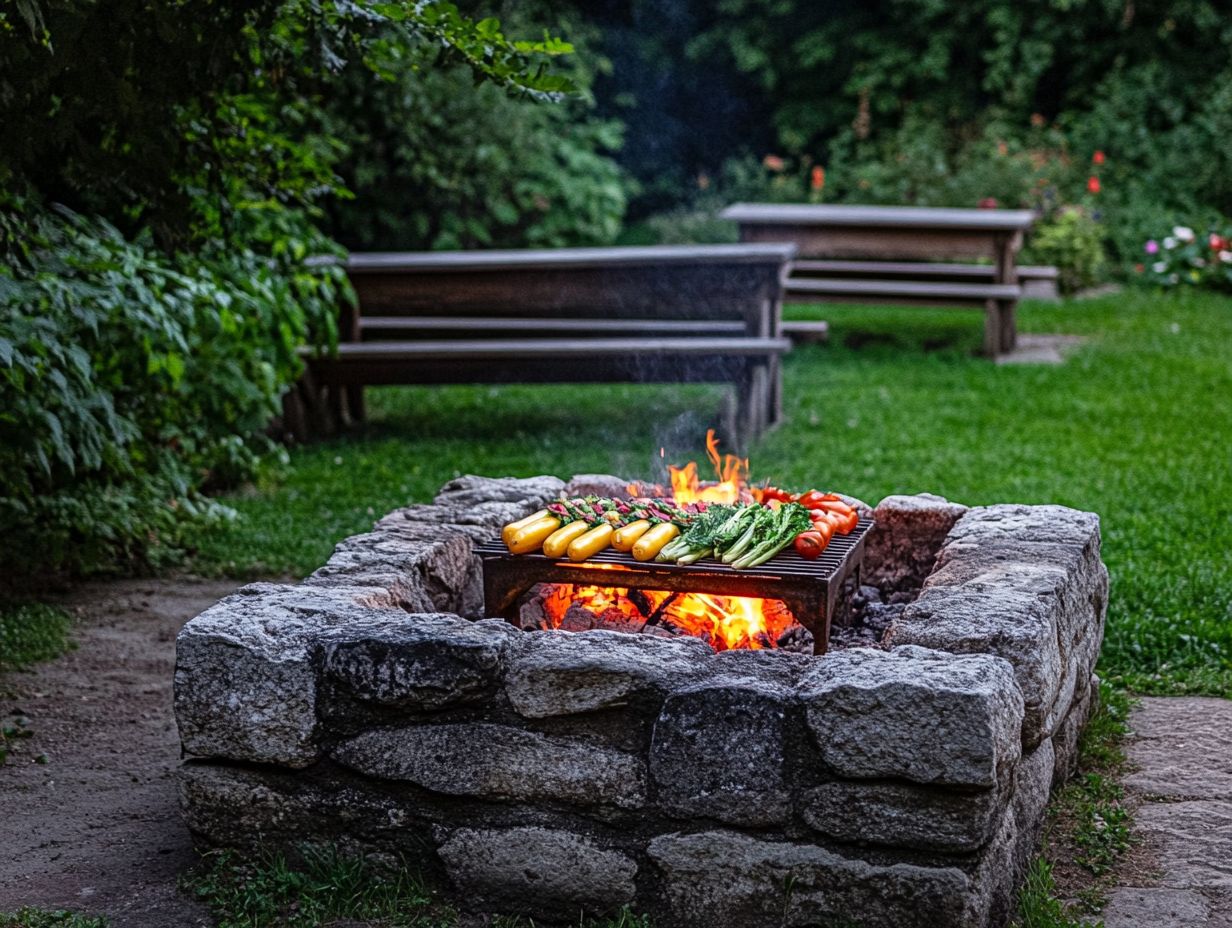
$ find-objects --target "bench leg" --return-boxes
[999,301,1018,353]
[346,384,366,426]
[983,300,1003,358]
[768,355,783,427]
[281,386,309,444]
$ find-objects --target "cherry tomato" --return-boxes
[793,531,828,559]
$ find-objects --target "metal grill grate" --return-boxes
[476,516,873,654]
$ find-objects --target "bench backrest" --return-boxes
[720,203,1035,262]
[344,244,796,338]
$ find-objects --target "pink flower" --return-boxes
[762,155,785,172]
[978,197,998,209]
[1145,240,1159,254]
[1087,176,1101,194]
[1092,150,1106,165]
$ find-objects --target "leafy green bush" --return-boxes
[1139,225,1232,291]
[1023,208,1107,295]
[0,203,345,573]
[0,602,73,670]
[323,7,626,251]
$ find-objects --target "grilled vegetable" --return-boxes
[794,531,828,559]
[568,523,614,561]
[612,520,651,551]
[731,503,813,569]
[543,520,591,558]
[632,523,680,561]
[506,516,561,554]
[501,509,549,546]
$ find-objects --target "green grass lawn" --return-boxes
[193,288,1232,697]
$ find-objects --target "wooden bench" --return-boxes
[291,244,796,447]
[720,203,1038,356]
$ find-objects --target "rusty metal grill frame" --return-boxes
[477,516,873,654]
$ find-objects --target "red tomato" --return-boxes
[813,499,855,517]
[793,531,827,559]
[834,509,859,535]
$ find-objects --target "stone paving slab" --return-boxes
[1098,698,1232,928]
[1124,697,1232,800]
[1100,887,1211,928]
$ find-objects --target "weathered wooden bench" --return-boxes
[290,244,796,447]
[720,203,1038,355]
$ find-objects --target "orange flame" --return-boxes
[667,429,749,504]
[539,584,795,651]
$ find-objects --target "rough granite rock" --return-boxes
[562,474,633,499]
[647,830,974,928]
[316,614,517,711]
[504,630,712,719]
[306,527,477,616]
[799,645,1023,787]
[800,777,1009,853]
[1052,675,1098,787]
[175,582,401,767]
[179,761,432,862]
[436,826,637,914]
[374,501,540,543]
[331,723,646,809]
[433,474,565,509]
[1135,800,1232,890]
[864,493,969,592]
[650,676,794,827]
[889,504,1107,747]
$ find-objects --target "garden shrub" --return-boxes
[1023,208,1107,295]
[0,203,346,573]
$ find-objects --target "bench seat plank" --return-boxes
[792,260,1055,280]
[787,278,1021,301]
[309,336,791,363]
[359,316,747,336]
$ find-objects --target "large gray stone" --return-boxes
[800,778,1008,853]
[307,526,477,615]
[179,761,430,861]
[647,830,975,928]
[865,493,969,592]
[504,630,712,719]
[1052,676,1098,787]
[888,505,1107,748]
[375,501,537,542]
[650,675,793,827]
[1125,697,1232,801]
[799,645,1023,787]
[433,474,565,509]
[562,474,633,499]
[316,614,516,711]
[175,582,400,767]
[331,723,646,809]
[436,826,637,914]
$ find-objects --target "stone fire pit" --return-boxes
[175,476,1107,928]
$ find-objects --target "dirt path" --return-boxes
[0,578,241,927]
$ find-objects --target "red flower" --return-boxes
[1087,176,1101,194]
[1209,234,1228,251]
[810,165,825,192]
[978,197,999,209]
[1092,150,1106,165]
[762,154,785,172]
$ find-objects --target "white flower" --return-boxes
[1173,225,1195,242]
[1163,237,1177,249]
[1191,257,1207,268]
[1152,261,1168,273]
[1219,251,1232,263]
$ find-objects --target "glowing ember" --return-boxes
[534,583,797,651]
